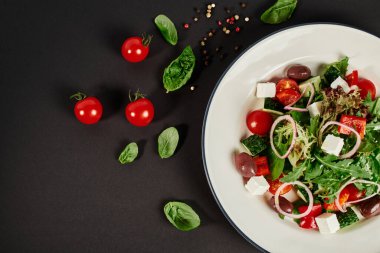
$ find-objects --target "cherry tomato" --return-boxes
[121,35,152,63]
[323,187,350,211]
[355,78,376,100]
[267,175,292,195]
[246,110,273,136]
[70,92,103,125]
[276,89,301,106]
[345,184,366,202]
[125,91,154,127]
[276,78,299,93]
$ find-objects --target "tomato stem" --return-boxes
[129,89,145,102]
[142,33,153,47]
[70,92,87,101]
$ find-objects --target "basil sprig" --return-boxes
[158,127,179,158]
[154,14,178,46]
[260,0,297,24]
[163,46,195,92]
[118,142,138,164]
[164,201,201,231]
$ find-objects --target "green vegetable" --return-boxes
[309,115,320,137]
[163,46,196,92]
[337,207,359,228]
[268,148,285,180]
[154,14,178,46]
[241,135,268,156]
[158,127,179,158]
[304,161,323,180]
[364,95,380,118]
[164,201,201,231]
[315,154,372,179]
[289,110,308,125]
[118,142,138,164]
[260,0,297,24]
[321,56,349,86]
[280,160,310,183]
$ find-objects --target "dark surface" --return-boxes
[1,0,379,252]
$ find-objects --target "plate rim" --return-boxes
[200,22,380,252]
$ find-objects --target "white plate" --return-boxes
[202,24,380,253]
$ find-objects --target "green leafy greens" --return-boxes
[163,46,196,92]
[321,56,349,86]
[241,135,268,156]
[158,127,179,158]
[154,14,178,46]
[118,142,138,164]
[260,0,297,24]
[164,201,200,231]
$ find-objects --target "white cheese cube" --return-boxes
[256,82,276,98]
[330,76,351,93]
[245,176,270,195]
[321,134,344,156]
[307,101,322,117]
[315,213,340,234]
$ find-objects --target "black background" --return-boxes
[1,0,379,252]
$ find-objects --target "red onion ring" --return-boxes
[274,181,314,218]
[335,179,380,212]
[319,121,361,159]
[269,115,297,159]
[284,83,315,111]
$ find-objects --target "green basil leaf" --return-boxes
[164,201,200,231]
[163,45,196,92]
[260,0,297,24]
[118,142,138,164]
[154,14,178,46]
[158,127,179,158]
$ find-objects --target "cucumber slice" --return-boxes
[337,207,359,228]
[299,76,321,96]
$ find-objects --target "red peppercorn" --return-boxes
[235,27,240,32]
[183,23,190,29]
[217,20,222,26]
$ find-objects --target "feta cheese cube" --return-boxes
[245,176,270,195]
[315,213,340,234]
[256,82,276,98]
[321,134,344,156]
[307,101,322,117]
[330,76,351,93]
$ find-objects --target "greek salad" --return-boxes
[235,57,380,233]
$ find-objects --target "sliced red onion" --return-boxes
[319,121,361,159]
[269,115,297,159]
[284,83,315,112]
[335,179,380,212]
[274,181,314,219]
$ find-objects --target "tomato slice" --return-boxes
[267,175,292,195]
[323,188,350,211]
[252,156,270,176]
[338,114,366,139]
[276,79,299,93]
[276,89,301,106]
[355,78,376,100]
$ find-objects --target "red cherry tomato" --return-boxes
[246,110,273,136]
[125,92,154,127]
[71,92,103,125]
[355,78,376,100]
[276,78,299,93]
[276,89,301,106]
[121,35,152,63]
[267,175,292,195]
